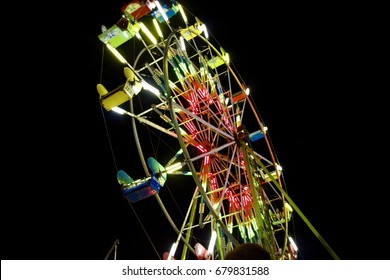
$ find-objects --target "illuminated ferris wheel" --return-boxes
[96,0,336,260]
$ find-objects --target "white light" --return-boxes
[155,1,169,22]
[178,4,188,24]
[168,242,177,260]
[224,53,230,64]
[207,231,217,257]
[124,80,143,97]
[180,36,186,51]
[141,81,161,96]
[201,24,209,38]
[289,236,298,252]
[112,107,125,114]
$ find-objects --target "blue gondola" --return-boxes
[117,157,167,203]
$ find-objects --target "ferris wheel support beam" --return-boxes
[244,145,341,260]
[240,140,275,254]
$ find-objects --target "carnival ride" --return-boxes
[96,0,339,260]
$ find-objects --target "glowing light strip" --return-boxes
[155,1,169,22]
[153,18,164,39]
[139,22,157,45]
[106,43,127,64]
[178,4,188,24]
[289,236,298,252]
[166,162,185,173]
[168,242,178,260]
[207,231,217,256]
[200,24,209,38]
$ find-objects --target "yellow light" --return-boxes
[180,25,202,40]
[179,128,187,136]
[199,66,205,78]
[238,223,246,238]
[106,43,127,64]
[236,114,241,127]
[207,73,216,92]
[139,22,157,45]
[165,162,184,173]
[247,225,255,239]
[251,217,258,230]
[284,202,293,213]
[153,18,164,39]
[178,4,188,24]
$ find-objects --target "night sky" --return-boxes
[2,1,384,260]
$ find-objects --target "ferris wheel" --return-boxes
[96,0,337,260]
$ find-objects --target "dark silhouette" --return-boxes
[225,243,272,260]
